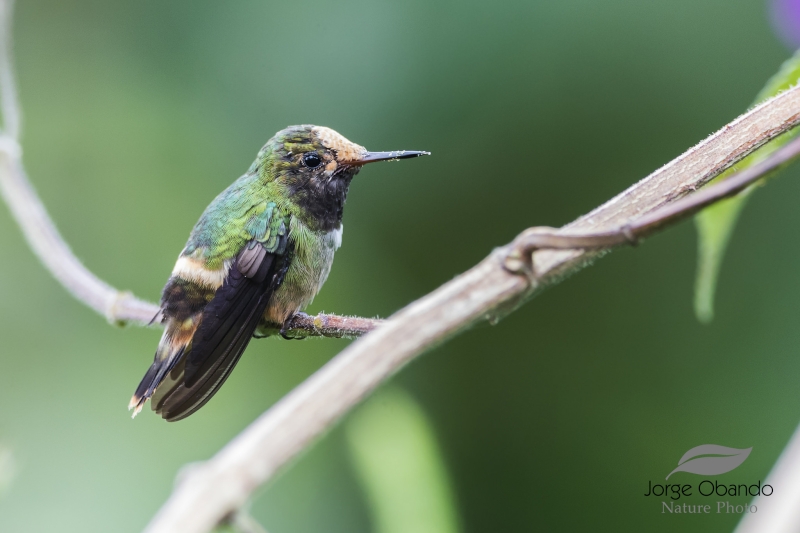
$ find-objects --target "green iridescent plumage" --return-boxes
[129,125,429,421]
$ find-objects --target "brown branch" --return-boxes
[0,0,377,339]
[143,79,800,532]
[280,312,384,339]
[504,132,800,277]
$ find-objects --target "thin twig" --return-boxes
[0,1,378,338]
[143,83,800,532]
[280,312,384,339]
[504,132,800,277]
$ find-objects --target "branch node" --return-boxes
[502,249,537,285]
[105,290,133,327]
[502,226,561,282]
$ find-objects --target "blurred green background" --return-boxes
[1,0,799,531]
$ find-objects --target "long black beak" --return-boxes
[355,150,430,165]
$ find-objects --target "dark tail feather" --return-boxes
[150,241,291,422]
[136,239,292,422]
[129,343,184,417]
[151,279,272,421]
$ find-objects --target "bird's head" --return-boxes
[256,125,429,231]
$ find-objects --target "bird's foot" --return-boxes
[280,313,309,340]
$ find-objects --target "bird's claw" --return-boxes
[280,314,306,340]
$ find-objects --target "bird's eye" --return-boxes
[302,153,322,169]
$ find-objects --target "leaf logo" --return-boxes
[666,445,752,480]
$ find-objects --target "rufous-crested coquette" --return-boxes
[129,125,428,421]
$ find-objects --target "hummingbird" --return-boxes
[129,125,428,421]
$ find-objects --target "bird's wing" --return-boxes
[150,208,292,421]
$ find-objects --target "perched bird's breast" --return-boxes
[262,217,343,325]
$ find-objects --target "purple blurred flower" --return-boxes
[771,0,800,48]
